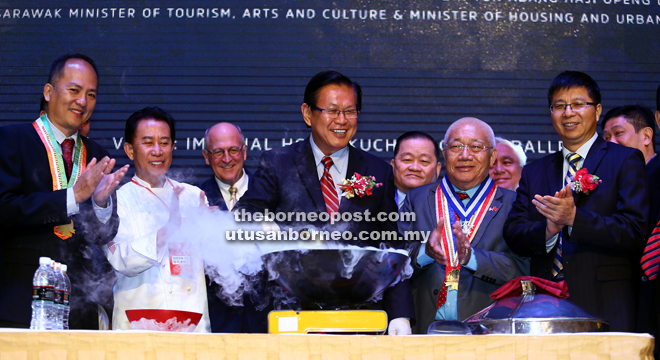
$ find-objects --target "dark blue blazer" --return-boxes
[504,136,649,332]
[235,137,415,322]
[0,122,119,329]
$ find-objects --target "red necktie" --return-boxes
[61,139,74,179]
[641,220,660,280]
[436,282,449,309]
[456,192,469,201]
[320,157,339,214]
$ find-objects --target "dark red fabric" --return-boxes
[436,283,448,309]
[641,220,660,280]
[456,192,469,201]
[320,157,339,214]
[61,139,74,179]
[490,276,569,300]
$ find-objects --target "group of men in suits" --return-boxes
[2,53,659,340]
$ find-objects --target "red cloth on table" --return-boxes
[490,276,569,300]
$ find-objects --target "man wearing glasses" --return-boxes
[236,70,415,335]
[199,122,270,333]
[398,117,529,333]
[504,71,649,332]
[200,123,249,211]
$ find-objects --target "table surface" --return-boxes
[0,329,654,360]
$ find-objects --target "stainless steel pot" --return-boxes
[261,248,408,308]
[463,280,609,334]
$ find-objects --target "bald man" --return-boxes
[399,117,528,333]
[199,122,268,333]
[200,123,249,211]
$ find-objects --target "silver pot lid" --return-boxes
[463,280,609,334]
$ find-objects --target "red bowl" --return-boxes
[125,309,202,332]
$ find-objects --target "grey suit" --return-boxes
[399,180,529,333]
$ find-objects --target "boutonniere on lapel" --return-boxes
[570,168,602,195]
[338,173,382,199]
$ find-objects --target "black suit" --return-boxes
[199,171,269,333]
[0,122,118,329]
[636,154,660,355]
[504,136,649,331]
[235,137,415,322]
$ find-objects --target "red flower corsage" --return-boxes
[571,168,602,195]
[338,173,382,199]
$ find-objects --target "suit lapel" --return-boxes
[295,139,327,213]
[581,136,607,176]
[338,146,363,213]
[470,187,503,248]
[427,184,439,229]
[552,151,564,192]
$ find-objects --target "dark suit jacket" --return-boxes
[235,137,415,322]
[504,136,649,332]
[399,182,529,333]
[0,123,119,329]
[199,171,269,333]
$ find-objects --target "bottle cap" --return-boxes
[54,262,61,270]
[39,257,51,265]
[61,264,67,272]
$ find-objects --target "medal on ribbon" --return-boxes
[33,115,87,240]
[434,176,497,306]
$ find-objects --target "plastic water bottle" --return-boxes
[61,264,71,330]
[52,262,65,330]
[30,257,55,330]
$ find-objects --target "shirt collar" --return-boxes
[396,188,406,208]
[561,132,598,160]
[45,115,78,146]
[215,170,247,191]
[132,175,171,189]
[309,135,349,170]
[451,181,482,200]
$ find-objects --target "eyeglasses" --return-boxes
[206,145,244,159]
[446,142,493,154]
[549,102,596,114]
[312,106,359,119]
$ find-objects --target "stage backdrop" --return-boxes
[1,0,659,184]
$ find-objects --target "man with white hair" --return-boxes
[399,117,529,333]
[489,137,526,191]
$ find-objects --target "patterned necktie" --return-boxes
[61,139,74,179]
[456,192,469,201]
[320,157,339,214]
[552,152,582,278]
[641,220,660,280]
[228,185,237,210]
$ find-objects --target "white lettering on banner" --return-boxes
[242,8,278,19]
[2,8,62,18]
[114,136,563,156]
[322,9,387,20]
[69,8,135,18]
[285,9,316,19]
[113,137,124,150]
[166,8,229,18]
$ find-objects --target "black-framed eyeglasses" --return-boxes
[312,106,359,119]
[446,142,493,154]
[206,145,244,159]
[549,102,596,114]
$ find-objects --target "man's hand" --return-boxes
[455,220,471,266]
[74,157,111,204]
[426,216,468,266]
[387,317,412,336]
[426,220,448,265]
[198,191,219,212]
[533,184,576,234]
[92,163,130,207]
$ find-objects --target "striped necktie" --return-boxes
[641,220,660,280]
[552,152,582,278]
[320,157,339,214]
